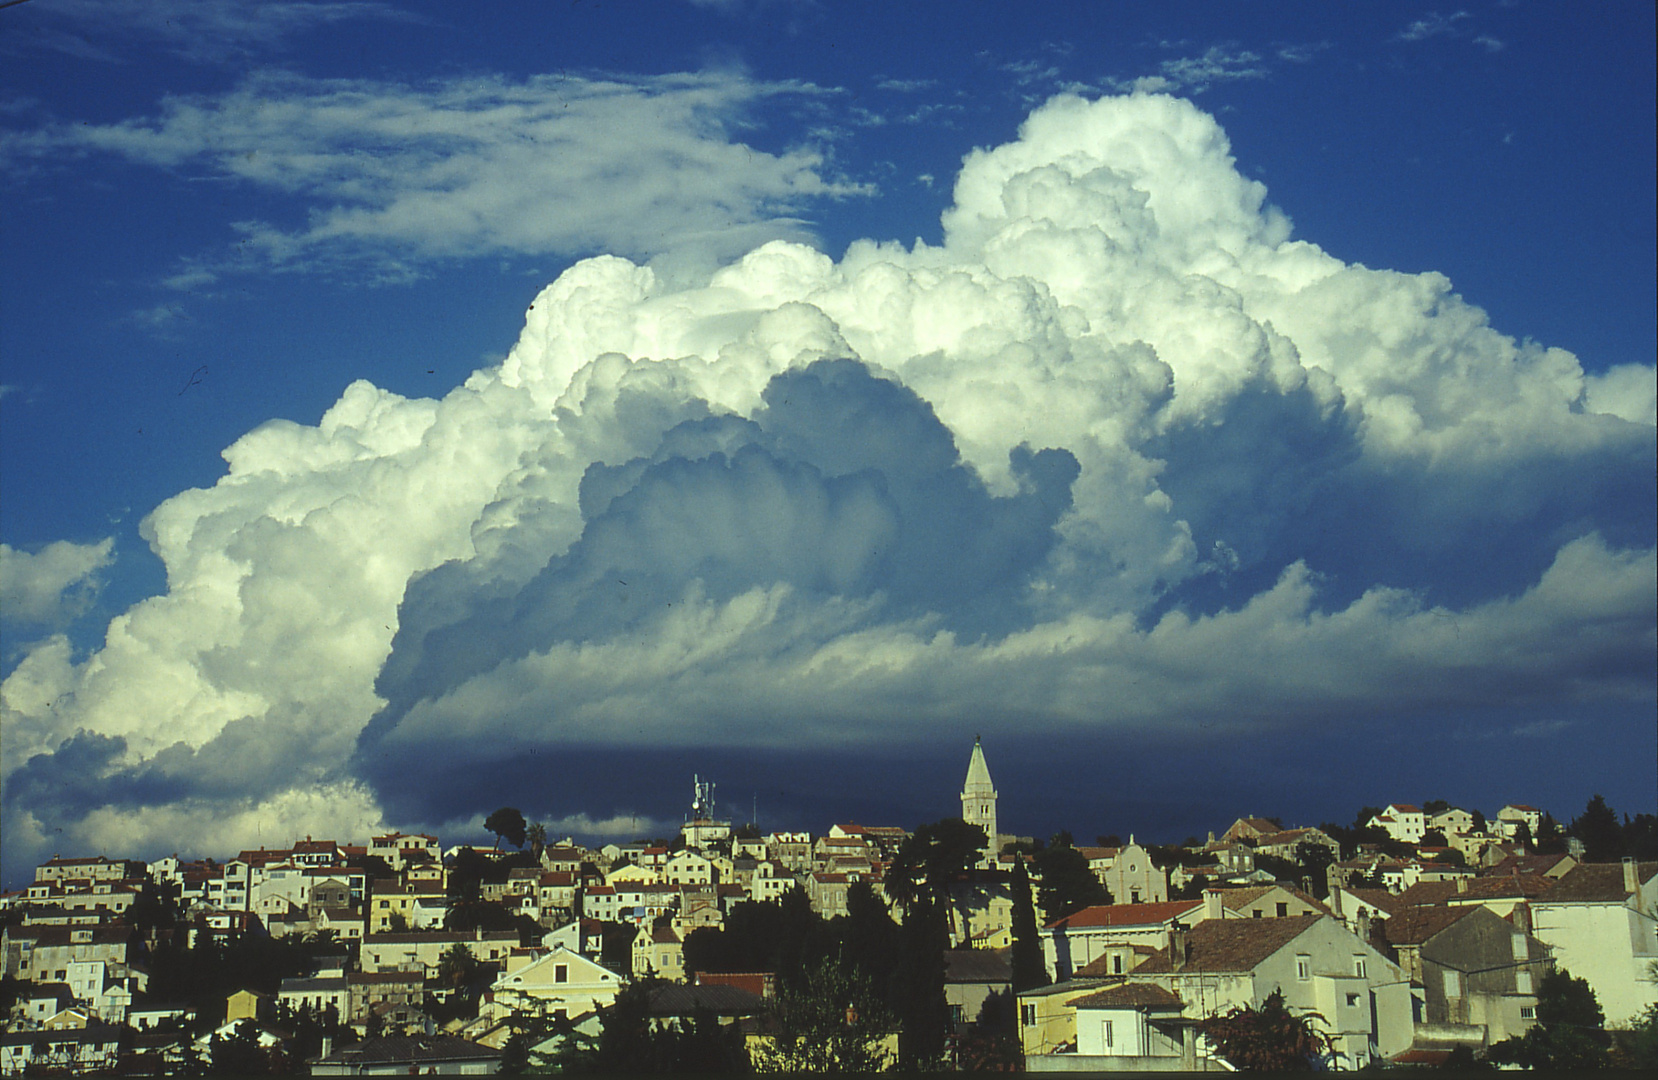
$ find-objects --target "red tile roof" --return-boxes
[1535,862,1657,904]
[1131,915,1324,975]
[1070,982,1185,1010]
[1047,900,1201,931]
[1394,875,1555,908]
[1339,887,1407,916]
[1376,905,1477,946]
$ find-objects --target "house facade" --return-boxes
[489,946,623,1023]
[1041,900,1204,981]
[1114,915,1414,1069]
[1380,905,1549,1048]
[1529,859,1658,1026]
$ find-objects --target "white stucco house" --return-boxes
[488,946,623,1024]
[1529,859,1658,1027]
[1118,915,1414,1069]
[1368,805,1426,845]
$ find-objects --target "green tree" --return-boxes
[1488,968,1610,1070]
[1626,813,1658,860]
[884,818,986,1068]
[1612,1001,1658,1070]
[1009,858,1048,992]
[892,893,950,1068]
[595,980,660,1072]
[1294,841,1337,899]
[955,990,1022,1071]
[1535,812,1568,855]
[1198,989,1332,1071]
[884,818,988,913]
[1573,795,1625,862]
[837,879,900,989]
[436,941,479,991]
[485,806,528,850]
[448,846,488,902]
[1032,834,1107,923]
[1351,807,1385,832]
[776,885,826,991]
[209,1019,273,1075]
[753,956,895,1072]
[525,821,548,860]
[659,1008,753,1073]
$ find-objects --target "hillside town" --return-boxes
[3,740,1655,1074]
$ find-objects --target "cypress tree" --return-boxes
[1010,857,1049,991]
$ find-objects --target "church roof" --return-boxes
[963,737,995,795]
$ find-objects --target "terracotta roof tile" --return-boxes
[943,949,1012,984]
[1376,905,1476,946]
[1340,888,1406,916]
[1046,900,1201,931]
[1131,915,1322,975]
[1536,862,1658,903]
[1070,982,1185,1010]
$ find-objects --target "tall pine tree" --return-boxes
[1010,858,1049,992]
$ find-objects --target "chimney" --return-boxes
[1512,902,1531,934]
[1356,911,1371,945]
[1456,876,1468,894]
[1623,857,1639,895]
[1204,889,1223,921]
[1169,922,1189,972]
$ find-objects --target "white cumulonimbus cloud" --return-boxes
[2,92,1652,875]
[0,538,114,628]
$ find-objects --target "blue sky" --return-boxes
[1,1,1653,883]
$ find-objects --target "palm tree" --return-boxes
[526,822,548,861]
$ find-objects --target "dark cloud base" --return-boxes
[359,699,1656,847]
[1149,378,1657,618]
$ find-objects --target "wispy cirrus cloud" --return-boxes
[11,70,871,284]
[1101,43,1284,96]
[1396,11,1472,43]
[10,0,419,64]
[1392,11,1505,52]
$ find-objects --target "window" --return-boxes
[951,1004,965,1025]
[1511,934,1528,961]
[1112,954,1123,975]
[1020,1003,1037,1028]
[554,965,568,984]
[1252,910,1263,919]
[1346,993,1361,1008]
[1276,902,1289,917]
[1520,1006,1535,1020]
[1515,971,1532,994]
[1443,970,1461,998]
[1296,955,1311,981]
[1354,956,1367,978]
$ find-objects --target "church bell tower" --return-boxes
[960,736,998,850]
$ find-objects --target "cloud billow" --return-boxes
[361,359,1078,759]
[2,91,1652,876]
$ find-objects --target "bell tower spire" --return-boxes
[961,736,998,851]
